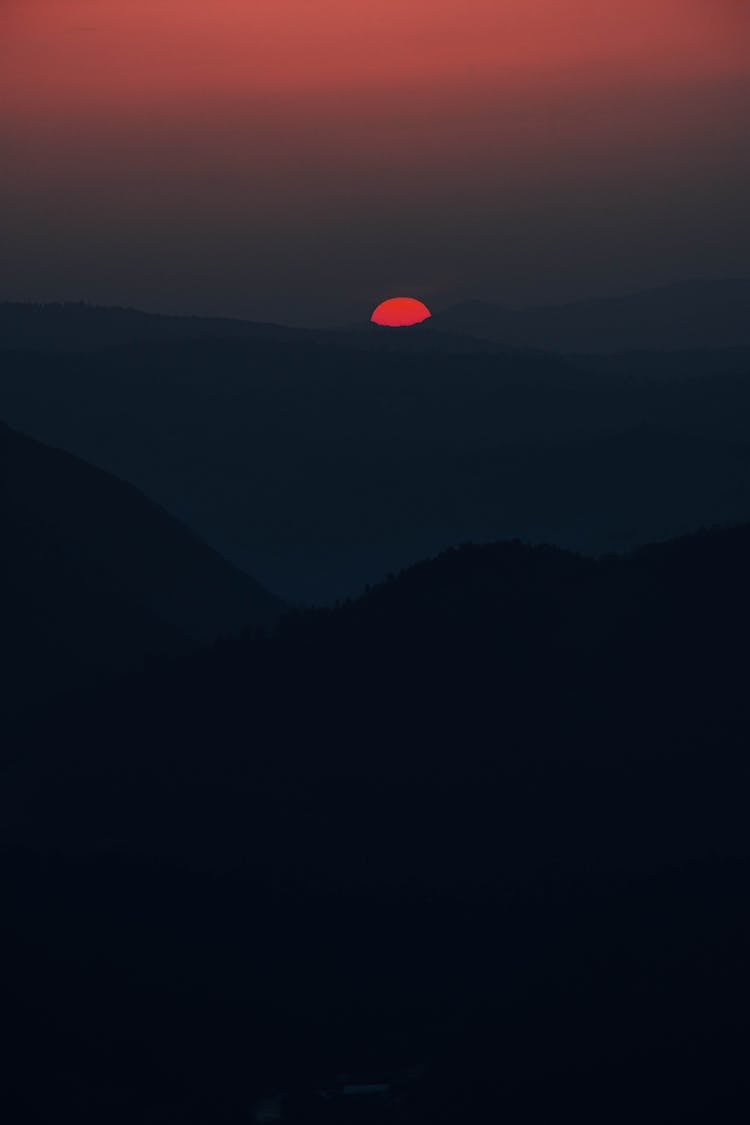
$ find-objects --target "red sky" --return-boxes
[1,0,748,323]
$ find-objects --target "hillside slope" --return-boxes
[0,422,283,705]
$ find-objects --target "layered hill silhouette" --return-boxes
[436,278,750,352]
[0,421,283,706]
[4,289,750,1122]
[2,302,750,601]
[0,300,314,352]
[4,279,749,353]
[0,299,486,356]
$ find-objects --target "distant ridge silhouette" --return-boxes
[436,279,750,352]
[3,278,749,353]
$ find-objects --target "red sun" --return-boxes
[371,297,432,327]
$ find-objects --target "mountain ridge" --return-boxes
[3,277,749,354]
[436,278,750,352]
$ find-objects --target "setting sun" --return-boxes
[371,297,432,327]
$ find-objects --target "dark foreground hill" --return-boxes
[9,525,750,876]
[0,422,283,706]
[4,525,750,1120]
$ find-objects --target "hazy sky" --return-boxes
[2,0,748,324]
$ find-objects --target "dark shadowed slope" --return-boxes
[0,422,283,705]
[1,497,184,710]
[4,526,750,1121]
[438,279,750,352]
[7,523,750,879]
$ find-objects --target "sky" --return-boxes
[1,0,748,325]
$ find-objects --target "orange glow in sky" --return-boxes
[1,0,748,323]
[3,0,748,111]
